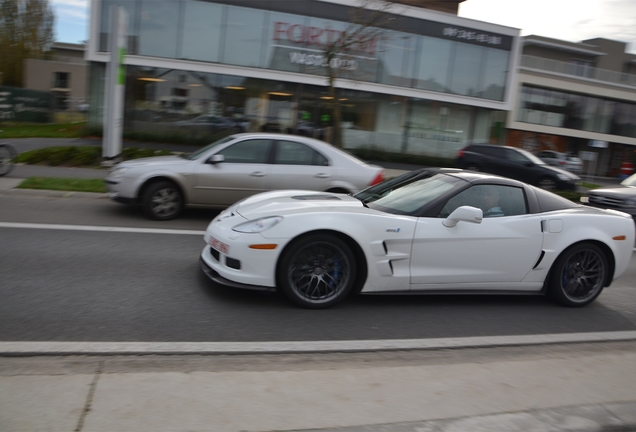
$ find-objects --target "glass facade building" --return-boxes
[87,0,520,157]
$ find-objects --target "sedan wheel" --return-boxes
[538,177,557,190]
[143,181,183,220]
[548,243,607,307]
[278,234,356,309]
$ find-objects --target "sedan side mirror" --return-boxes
[207,154,225,165]
[443,206,483,228]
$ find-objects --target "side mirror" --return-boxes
[443,206,483,228]
[207,154,225,165]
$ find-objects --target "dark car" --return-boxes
[581,173,636,222]
[172,115,245,133]
[456,143,580,190]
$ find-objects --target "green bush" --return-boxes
[16,146,174,167]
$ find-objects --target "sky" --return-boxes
[52,0,636,54]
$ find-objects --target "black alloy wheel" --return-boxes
[142,180,184,220]
[548,243,608,307]
[278,234,356,309]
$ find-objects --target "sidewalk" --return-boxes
[2,341,636,432]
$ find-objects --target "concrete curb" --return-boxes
[3,330,636,356]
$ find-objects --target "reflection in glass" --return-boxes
[181,1,224,62]
[222,6,267,67]
[100,0,139,52]
[449,43,482,97]
[377,31,415,86]
[138,0,180,58]
[479,48,508,101]
[415,36,453,92]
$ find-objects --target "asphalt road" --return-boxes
[1,191,635,343]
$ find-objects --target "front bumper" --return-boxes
[199,257,275,292]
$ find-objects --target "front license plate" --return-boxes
[209,236,230,254]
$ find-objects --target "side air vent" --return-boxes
[532,251,546,269]
[292,195,342,200]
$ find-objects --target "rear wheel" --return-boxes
[277,234,356,309]
[548,243,608,307]
[142,180,183,220]
[0,144,17,177]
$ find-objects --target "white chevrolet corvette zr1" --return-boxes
[200,168,635,309]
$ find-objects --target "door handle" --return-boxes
[250,171,266,177]
[315,173,330,178]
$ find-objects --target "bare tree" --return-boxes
[316,0,395,147]
[0,0,54,87]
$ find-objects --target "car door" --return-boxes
[268,139,334,192]
[409,184,544,288]
[192,139,273,206]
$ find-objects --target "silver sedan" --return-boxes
[105,133,385,220]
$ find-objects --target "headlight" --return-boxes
[108,167,128,179]
[232,216,283,233]
[556,173,570,181]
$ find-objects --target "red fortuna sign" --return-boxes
[273,22,378,56]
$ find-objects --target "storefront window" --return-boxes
[100,0,139,52]
[264,12,308,74]
[414,36,453,93]
[180,1,224,62]
[479,48,508,101]
[222,6,267,68]
[138,0,180,58]
[449,43,483,97]
[377,31,415,87]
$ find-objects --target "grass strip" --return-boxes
[17,177,106,193]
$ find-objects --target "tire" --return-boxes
[277,234,356,309]
[538,177,557,190]
[142,180,184,220]
[0,144,17,177]
[547,243,608,307]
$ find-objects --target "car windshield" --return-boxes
[365,174,457,214]
[180,136,235,160]
[516,147,546,165]
[621,173,636,187]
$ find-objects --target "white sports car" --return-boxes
[200,168,635,309]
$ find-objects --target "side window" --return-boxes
[218,139,271,163]
[478,146,504,158]
[274,140,329,166]
[439,185,527,218]
[506,149,530,164]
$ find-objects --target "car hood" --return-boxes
[235,190,368,219]
[118,155,188,168]
[588,185,636,198]
[543,164,580,180]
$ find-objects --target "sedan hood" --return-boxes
[235,190,367,219]
[118,155,188,168]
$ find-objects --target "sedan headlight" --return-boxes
[232,216,283,233]
[108,167,128,179]
[556,173,571,181]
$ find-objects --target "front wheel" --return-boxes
[0,144,17,177]
[277,234,356,309]
[142,180,184,220]
[548,243,608,307]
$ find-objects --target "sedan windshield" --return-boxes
[367,175,457,214]
[180,136,235,160]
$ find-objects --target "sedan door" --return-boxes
[409,185,544,288]
[268,139,334,192]
[192,139,273,206]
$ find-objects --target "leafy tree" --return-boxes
[0,0,55,87]
[316,0,394,147]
